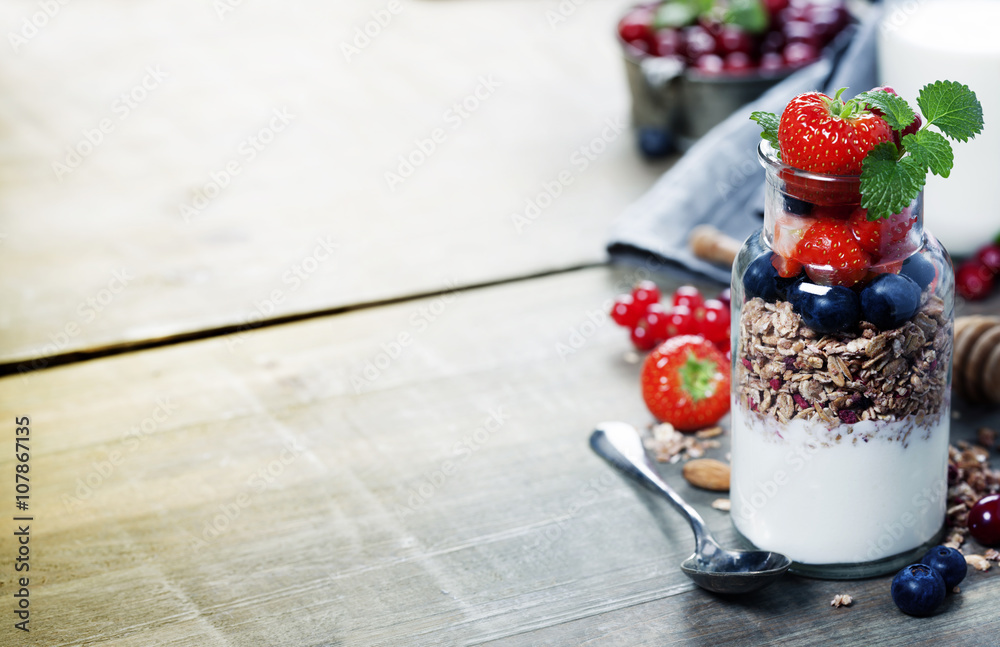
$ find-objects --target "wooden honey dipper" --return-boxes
[688,226,1000,405]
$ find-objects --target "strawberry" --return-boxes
[848,206,918,260]
[778,89,894,175]
[792,217,871,287]
[640,336,730,432]
[771,254,803,279]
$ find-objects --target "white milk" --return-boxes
[878,0,1000,256]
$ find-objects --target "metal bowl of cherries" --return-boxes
[618,0,854,156]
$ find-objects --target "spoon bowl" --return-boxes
[590,421,791,594]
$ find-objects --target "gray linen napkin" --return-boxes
[608,8,882,284]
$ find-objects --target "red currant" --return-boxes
[630,322,659,351]
[610,295,645,327]
[631,280,661,308]
[699,299,730,343]
[665,305,697,337]
[956,262,994,301]
[673,286,704,310]
[975,243,1000,274]
[969,494,1000,546]
[643,303,671,342]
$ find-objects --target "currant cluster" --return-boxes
[610,281,731,355]
[618,0,850,76]
[956,242,1000,301]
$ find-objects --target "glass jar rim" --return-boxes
[757,140,863,185]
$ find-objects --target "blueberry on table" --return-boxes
[920,545,967,589]
[788,281,859,334]
[743,253,797,302]
[860,273,921,330]
[891,563,946,617]
[637,127,673,158]
[900,255,937,291]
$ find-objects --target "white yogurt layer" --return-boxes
[730,404,949,565]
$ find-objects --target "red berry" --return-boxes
[699,299,730,343]
[969,494,1000,546]
[694,54,724,74]
[717,288,731,309]
[763,0,790,14]
[654,28,686,57]
[956,262,994,301]
[631,280,661,308]
[643,303,671,341]
[684,25,719,61]
[640,335,731,431]
[760,51,785,72]
[975,244,1000,274]
[610,294,645,327]
[673,286,704,310]
[778,90,894,175]
[771,254,803,278]
[793,217,871,287]
[782,42,819,68]
[665,305,698,337]
[630,322,659,351]
[619,8,654,48]
[723,52,754,73]
[720,26,754,55]
[783,21,821,48]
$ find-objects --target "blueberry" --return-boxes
[637,127,673,158]
[860,274,922,330]
[787,281,860,334]
[900,255,937,291]
[891,563,946,617]
[743,253,796,302]
[783,195,813,216]
[920,545,967,589]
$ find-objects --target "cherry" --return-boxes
[956,262,994,301]
[654,28,686,57]
[761,31,786,54]
[759,52,785,72]
[610,294,646,327]
[975,243,1000,274]
[673,286,704,310]
[809,6,844,43]
[665,304,697,337]
[684,25,719,61]
[631,280,661,308]
[724,52,754,73]
[763,0,790,15]
[630,322,659,351]
[969,494,1000,546]
[619,8,655,48]
[694,54,724,74]
[643,303,671,342]
[783,42,819,67]
[720,25,754,55]
[783,21,821,48]
[699,299,730,343]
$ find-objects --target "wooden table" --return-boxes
[2,1,999,645]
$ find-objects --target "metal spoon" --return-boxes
[590,421,791,594]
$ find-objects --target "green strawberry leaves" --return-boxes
[857,81,983,220]
[918,81,984,143]
[750,111,780,151]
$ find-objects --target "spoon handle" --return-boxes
[590,422,714,549]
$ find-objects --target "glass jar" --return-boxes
[729,141,955,579]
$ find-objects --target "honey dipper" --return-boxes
[953,315,1000,405]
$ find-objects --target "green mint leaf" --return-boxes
[653,2,696,28]
[855,89,915,132]
[902,130,954,178]
[917,81,984,142]
[725,0,768,34]
[750,111,780,149]
[860,143,925,220]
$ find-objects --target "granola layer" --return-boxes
[736,295,952,427]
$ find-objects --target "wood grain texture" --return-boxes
[1,266,998,646]
[0,0,671,366]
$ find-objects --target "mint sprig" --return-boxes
[917,81,984,143]
[860,143,925,220]
[855,90,915,131]
[902,130,953,178]
[750,111,780,152]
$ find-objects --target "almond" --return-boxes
[683,458,730,492]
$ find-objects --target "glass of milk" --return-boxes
[878,0,1000,257]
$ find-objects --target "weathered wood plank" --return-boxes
[0,0,670,366]
[2,266,997,646]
